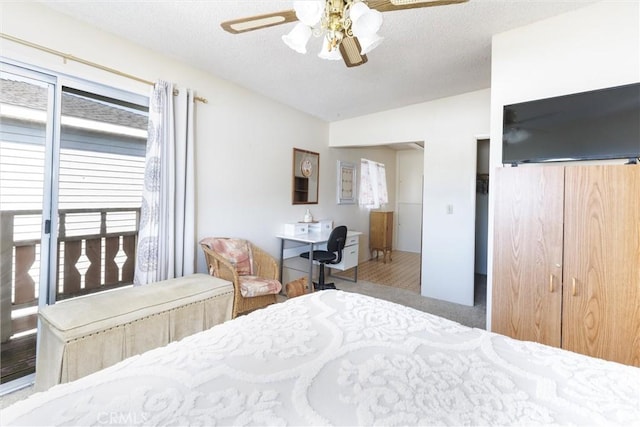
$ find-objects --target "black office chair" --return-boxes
[300,225,348,291]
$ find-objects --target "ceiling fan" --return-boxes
[221,0,469,68]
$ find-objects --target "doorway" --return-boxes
[348,143,424,293]
[474,138,490,306]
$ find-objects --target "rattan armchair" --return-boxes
[200,240,280,318]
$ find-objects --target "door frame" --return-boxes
[0,59,148,393]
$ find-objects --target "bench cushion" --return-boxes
[42,274,229,334]
[35,273,233,391]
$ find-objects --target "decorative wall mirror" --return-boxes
[292,148,319,204]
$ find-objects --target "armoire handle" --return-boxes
[572,277,577,296]
[549,274,554,293]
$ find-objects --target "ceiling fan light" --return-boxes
[349,2,371,23]
[358,33,384,54]
[351,9,383,38]
[318,37,343,61]
[293,0,324,26]
[282,22,312,54]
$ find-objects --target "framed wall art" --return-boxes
[337,161,356,204]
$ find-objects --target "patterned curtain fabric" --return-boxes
[134,81,195,285]
[358,158,388,209]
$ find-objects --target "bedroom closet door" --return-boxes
[491,166,564,347]
[562,165,640,366]
[492,164,640,366]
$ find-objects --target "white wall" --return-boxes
[330,89,491,306]
[0,2,393,275]
[396,149,423,253]
[486,1,640,329]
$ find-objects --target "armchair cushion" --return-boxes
[201,237,253,276]
[199,237,282,318]
[239,276,282,298]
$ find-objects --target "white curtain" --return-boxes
[134,80,195,285]
[359,158,388,209]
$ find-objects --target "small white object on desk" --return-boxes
[303,208,313,223]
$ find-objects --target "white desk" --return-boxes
[276,230,361,292]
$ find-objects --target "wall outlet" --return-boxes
[447,204,453,214]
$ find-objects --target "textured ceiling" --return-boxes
[39,0,599,122]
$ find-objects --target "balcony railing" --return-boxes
[0,207,140,343]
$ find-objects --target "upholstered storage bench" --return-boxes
[34,273,233,391]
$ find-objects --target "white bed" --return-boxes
[3,290,639,426]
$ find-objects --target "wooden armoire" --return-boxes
[492,164,640,366]
[369,211,393,263]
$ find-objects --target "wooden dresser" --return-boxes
[369,211,393,263]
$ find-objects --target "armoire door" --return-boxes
[491,166,565,347]
[562,165,640,366]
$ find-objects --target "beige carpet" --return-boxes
[0,384,33,409]
[331,276,486,330]
[332,250,485,329]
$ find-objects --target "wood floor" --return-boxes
[1,334,36,384]
[337,250,421,293]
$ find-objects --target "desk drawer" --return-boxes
[283,223,309,235]
[345,235,359,247]
[331,244,359,271]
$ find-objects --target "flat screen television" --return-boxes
[502,83,640,164]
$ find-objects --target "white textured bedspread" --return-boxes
[3,291,640,426]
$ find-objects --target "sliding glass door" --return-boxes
[0,67,55,385]
[0,62,148,388]
[56,86,147,300]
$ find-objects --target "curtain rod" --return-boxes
[1,33,208,104]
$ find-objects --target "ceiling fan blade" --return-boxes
[369,0,469,13]
[221,10,297,34]
[339,37,368,68]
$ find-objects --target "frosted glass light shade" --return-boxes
[349,2,371,24]
[351,7,382,38]
[318,37,343,60]
[293,0,324,26]
[282,22,312,54]
[358,33,384,54]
